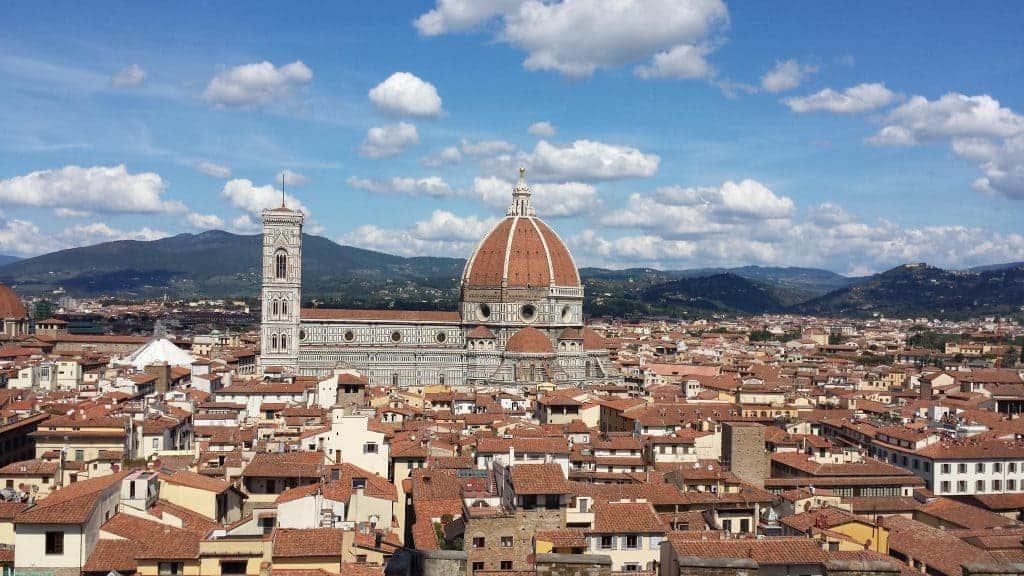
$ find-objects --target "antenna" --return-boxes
[281,171,286,208]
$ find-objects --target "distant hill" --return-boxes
[1,231,1022,319]
[0,254,20,266]
[797,263,1024,318]
[968,261,1024,273]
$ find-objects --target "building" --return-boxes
[0,284,28,340]
[259,170,622,389]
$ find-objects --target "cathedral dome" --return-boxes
[0,283,26,319]
[461,169,581,291]
[505,326,554,354]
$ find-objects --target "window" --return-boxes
[1009,479,1017,491]
[924,461,931,472]
[941,463,951,474]
[472,562,484,571]
[623,564,642,573]
[281,301,287,316]
[152,437,159,449]
[74,449,84,461]
[259,516,275,535]
[355,555,367,563]
[272,301,279,316]
[500,536,513,548]
[271,334,278,351]
[159,563,184,576]
[958,463,968,474]
[957,480,967,492]
[940,481,950,493]
[994,462,1003,473]
[977,463,986,473]
[1010,462,1018,473]
[993,479,1002,491]
[625,534,639,549]
[221,560,247,575]
[472,536,485,548]
[352,478,366,489]
[722,519,732,532]
[976,480,985,492]
[45,531,64,555]
[363,442,378,454]
[500,561,513,570]
[275,251,287,279]
[599,535,613,549]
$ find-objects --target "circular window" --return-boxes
[561,305,572,322]
[391,331,402,343]
[478,303,491,320]
[343,330,355,342]
[298,329,307,341]
[520,304,537,322]
[435,331,447,343]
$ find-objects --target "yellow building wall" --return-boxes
[161,483,217,519]
[832,521,889,554]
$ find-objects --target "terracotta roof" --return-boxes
[83,539,139,573]
[272,527,344,557]
[159,469,235,494]
[462,215,580,289]
[467,325,496,339]
[509,463,570,495]
[243,451,323,478]
[884,515,996,576]
[100,513,200,559]
[536,528,586,548]
[15,470,128,525]
[666,534,828,565]
[505,327,553,354]
[590,500,666,533]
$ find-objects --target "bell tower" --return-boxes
[259,192,303,375]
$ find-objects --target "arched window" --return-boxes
[271,334,278,350]
[275,250,288,279]
[281,334,288,350]
[392,373,399,387]
[439,374,445,386]
[281,301,287,316]
[272,301,279,316]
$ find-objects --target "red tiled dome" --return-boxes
[462,215,581,289]
[582,327,607,351]
[505,327,554,354]
[0,284,26,319]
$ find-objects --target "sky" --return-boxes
[1,1,1023,275]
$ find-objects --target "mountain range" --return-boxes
[0,231,1021,319]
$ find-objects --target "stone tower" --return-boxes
[260,199,304,375]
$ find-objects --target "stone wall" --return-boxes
[722,422,768,487]
[463,508,564,574]
[535,553,612,576]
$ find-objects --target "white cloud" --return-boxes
[529,139,660,180]
[111,64,146,88]
[471,177,598,217]
[359,122,420,158]
[414,0,729,79]
[202,60,313,109]
[346,175,454,198]
[784,82,896,114]
[635,44,713,79]
[54,208,92,219]
[186,212,225,230]
[221,178,308,216]
[865,126,916,147]
[338,210,497,257]
[368,72,443,117]
[276,169,309,187]
[0,164,183,215]
[229,214,262,234]
[760,59,818,93]
[528,121,557,137]
[460,138,517,156]
[422,146,463,167]
[970,135,1024,199]
[871,93,1024,144]
[0,218,168,257]
[194,161,232,179]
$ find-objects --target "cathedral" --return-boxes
[259,170,621,389]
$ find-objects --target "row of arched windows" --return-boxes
[270,299,289,317]
[269,332,290,352]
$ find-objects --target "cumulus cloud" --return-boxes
[528,121,556,137]
[414,0,729,79]
[471,176,598,217]
[760,59,818,93]
[784,82,896,114]
[229,214,262,234]
[202,60,313,109]
[346,175,454,198]
[635,44,713,79]
[194,161,232,179]
[422,146,462,167]
[111,64,146,88]
[0,164,183,215]
[338,210,497,257]
[276,169,309,187]
[186,212,224,230]
[221,178,308,216]
[0,218,168,257]
[460,138,517,157]
[368,72,443,117]
[867,93,1024,199]
[359,122,420,158]
[529,139,660,181]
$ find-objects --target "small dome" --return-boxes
[505,327,554,354]
[467,325,496,339]
[0,284,26,319]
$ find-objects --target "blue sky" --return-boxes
[2,1,1023,275]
